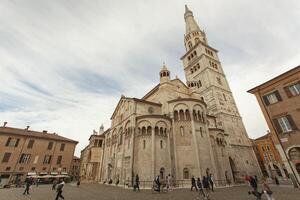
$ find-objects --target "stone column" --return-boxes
[190,109,202,177]
[171,118,179,179]
[152,126,156,179]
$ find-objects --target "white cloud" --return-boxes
[0,0,300,155]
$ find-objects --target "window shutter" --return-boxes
[274,90,282,101]
[15,139,20,147]
[5,137,11,146]
[272,119,282,134]
[284,86,292,98]
[263,95,270,105]
[286,115,298,130]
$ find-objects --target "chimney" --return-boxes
[42,130,48,134]
[3,122,7,127]
[25,126,30,130]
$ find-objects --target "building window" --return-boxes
[183,168,189,179]
[60,143,65,151]
[5,137,20,147]
[19,154,31,164]
[180,126,184,136]
[263,91,282,105]
[188,41,192,49]
[43,155,52,164]
[2,152,12,163]
[57,156,62,164]
[27,140,34,149]
[277,116,293,133]
[42,167,47,170]
[47,142,54,150]
[5,167,11,171]
[31,167,36,171]
[285,82,300,97]
[143,140,146,149]
[160,140,163,149]
[266,145,270,151]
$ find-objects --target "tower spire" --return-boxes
[184,5,200,34]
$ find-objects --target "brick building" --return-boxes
[0,123,78,186]
[252,132,287,179]
[70,156,80,181]
[248,65,300,186]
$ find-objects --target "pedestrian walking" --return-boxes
[208,174,214,192]
[76,179,81,187]
[133,174,140,191]
[23,177,32,195]
[191,176,198,191]
[262,177,275,200]
[154,175,161,192]
[52,179,58,190]
[197,177,206,198]
[55,179,65,200]
[245,175,262,200]
[202,176,210,200]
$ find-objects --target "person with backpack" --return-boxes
[55,179,65,200]
[245,175,262,200]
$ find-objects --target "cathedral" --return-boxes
[80,5,261,185]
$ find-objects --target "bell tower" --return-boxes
[181,5,261,178]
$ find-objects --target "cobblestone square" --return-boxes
[1,183,299,200]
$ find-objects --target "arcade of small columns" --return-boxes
[103,101,217,182]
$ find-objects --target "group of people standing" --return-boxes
[191,174,214,200]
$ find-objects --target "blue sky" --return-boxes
[1,0,300,156]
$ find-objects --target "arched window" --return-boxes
[193,110,197,121]
[160,140,163,149]
[138,127,141,134]
[185,109,191,121]
[197,111,202,122]
[147,126,152,135]
[180,126,184,136]
[155,126,159,135]
[174,111,179,121]
[142,127,146,135]
[179,110,185,120]
[183,168,189,179]
[160,127,164,135]
[119,133,123,145]
[143,140,146,149]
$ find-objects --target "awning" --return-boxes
[39,172,48,175]
[51,172,58,175]
[61,172,68,175]
[27,172,37,176]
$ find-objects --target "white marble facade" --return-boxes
[97,5,261,185]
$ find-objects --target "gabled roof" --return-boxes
[0,126,78,143]
[142,78,189,100]
[110,96,162,119]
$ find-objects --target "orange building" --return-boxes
[0,123,78,186]
[252,132,287,178]
[248,65,300,186]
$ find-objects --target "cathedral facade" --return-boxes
[83,6,261,185]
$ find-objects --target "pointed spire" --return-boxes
[184,5,200,34]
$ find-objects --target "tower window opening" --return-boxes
[188,41,192,49]
[143,140,146,149]
[160,140,163,149]
[198,80,202,87]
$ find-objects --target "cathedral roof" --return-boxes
[142,78,189,100]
